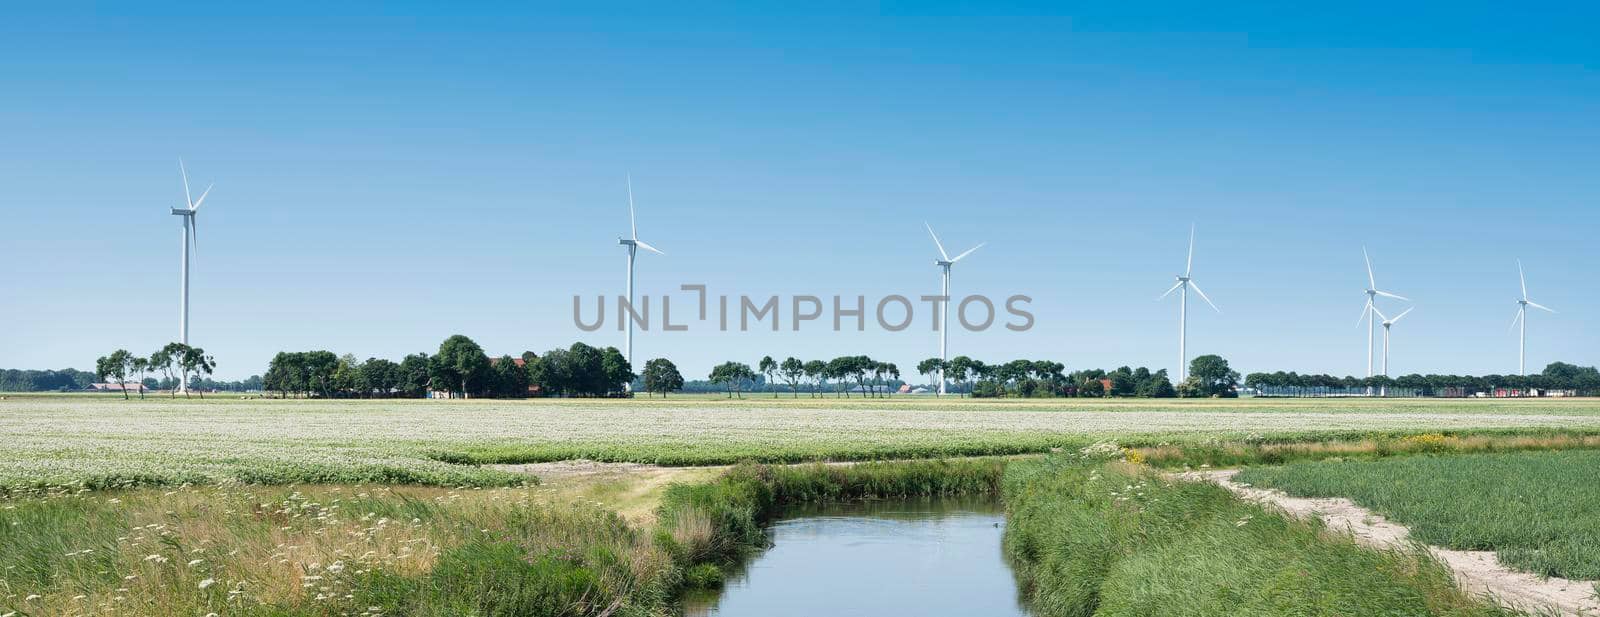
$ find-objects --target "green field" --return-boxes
[6,395,1600,492]
[1237,449,1600,580]
[1003,455,1516,617]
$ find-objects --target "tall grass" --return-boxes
[1237,449,1600,580]
[1002,454,1522,616]
[0,460,1006,616]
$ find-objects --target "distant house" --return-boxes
[87,382,147,393]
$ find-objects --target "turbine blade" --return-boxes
[1363,246,1376,289]
[1518,259,1527,299]
[189,216,198,260]
[950,242,985,263]
[1188,280,1220,313]
[190,183,213,212]
[1371,305,1389,323]
[1158,280,1184,300]
[634,239,665,255]
[924,222,949,261]
[627,174,638,241]
[1527,300,1556,313]
[1374,290,1410,301]
[1509,307,1524,332]
[1185,223,1195,276]
[1357,301,1372,327]
[1390,306,1414,324]
[179,159,193,208]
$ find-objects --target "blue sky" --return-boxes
[3,2,1597,381]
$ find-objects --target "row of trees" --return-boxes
[0,368,95,392]
[691,356,906,398]
[262,335,637,399]
[1244,362,1600,395]
[679,354,1241,399]
[93,343,216,399]
[912,354,1236,398]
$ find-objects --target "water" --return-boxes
[684,497,1031,617]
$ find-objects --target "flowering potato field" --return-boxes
[4,395,1600,492]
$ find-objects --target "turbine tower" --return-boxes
[924,222,983,396]
[171,159,213,391]
[1372,306,1414,377]
[618,175,664,391]
[1159,224,1220,382]
[1509,260,1556,375]
[1358,247,1409,378]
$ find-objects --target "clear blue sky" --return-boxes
[3,2,1597,381]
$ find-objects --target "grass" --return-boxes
[1236,448,1600,580]
[6,395,1600,491]
[1002,452,1523,617]
[0,459,1006,617]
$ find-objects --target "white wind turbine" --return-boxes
[925,222,984,396]
[1357,247,1409,378]
[1509,259,1557,375]
[1158,224,1220,382]
[618,175,664,390]
[171,159,213,392]
[1371,306,1414,377]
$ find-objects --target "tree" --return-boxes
[803,360,827,398]
[826,357,853,398]
[360,357,400,397]
[492,355,530,398]
[398,353,433,397]
[128,355,150,399]
[333,354,362,398]
[180,347,216,398]
[642,358,685,397]
[779,357,805,398]
[759,356,778,398]
[1107,366,1136,397]
[153,343,188,398]
[946,356,974,397]
[884,362,900,397]
[709,362,754,398]
[435,335,490,398]
[600,346,634,396]
[1185,354,1239,398]
[303,351,339,398]
[917,358,945,394]
[96,350,133,400]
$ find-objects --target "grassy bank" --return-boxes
[1237,449,1600,580]
[0,459,1007,617]
[1002,453,1521,616]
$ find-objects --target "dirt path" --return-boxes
[1177,469,1600,617]
[491,460,724,524]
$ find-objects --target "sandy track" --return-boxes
[1178,469,1600,617]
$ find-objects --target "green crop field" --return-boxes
[1237,449,1600,580]
[5,394,1600,492]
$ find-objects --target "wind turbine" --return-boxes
[1159,224,1220,382]
[171,159,213,392]
[924,222,983,396]
[618,175,664,390]
[1371,306,1414,377]
[1509,260,1556,375]
[1357,247,1409,378]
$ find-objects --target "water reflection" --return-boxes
[684,497,1030,617]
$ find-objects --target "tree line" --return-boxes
[93,343,217,399]
[262,335,637,399]
[1245,361,1600,395]
[915,354,1235,398]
